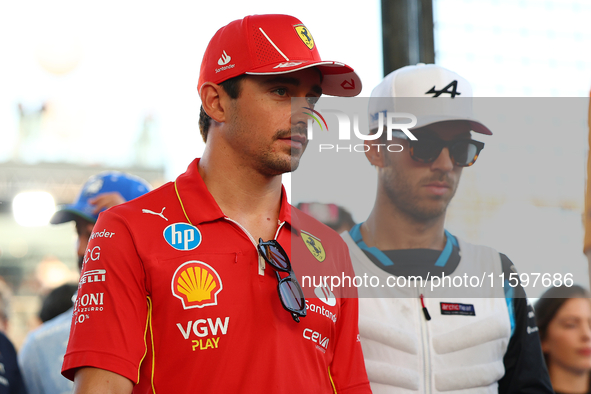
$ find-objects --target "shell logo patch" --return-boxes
[294,25,314,50]
[172,261,222,309]
[301,230,325,262]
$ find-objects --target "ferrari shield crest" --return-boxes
[294,25,315,50]
[301,230,325,262]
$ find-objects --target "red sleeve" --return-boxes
[329,244,371,394]
[62,210,149,383]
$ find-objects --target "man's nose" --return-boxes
[431,147,455,172]
[291,97,311,127]
[582,322,591,340]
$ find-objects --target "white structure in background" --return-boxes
[434,0,591,97]
[12,191,55,227]
[434,0,591,293]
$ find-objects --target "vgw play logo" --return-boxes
[304,108,419,153]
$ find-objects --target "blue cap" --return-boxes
[50,171,151,224]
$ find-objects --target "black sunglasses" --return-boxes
[257,239,306,323]
[392,130,485,167]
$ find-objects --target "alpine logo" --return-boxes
[314,285,336,306]
[426,80,461,98]
[218,50,231,66]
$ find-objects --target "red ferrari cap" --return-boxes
[198,14,361,97]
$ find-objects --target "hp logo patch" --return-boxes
[163,223,202,251]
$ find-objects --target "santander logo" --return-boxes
[218,50,231,66]
[314,285,336,307]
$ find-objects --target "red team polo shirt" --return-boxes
[62,159,370,393]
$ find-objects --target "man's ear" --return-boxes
[365,139,387,168]
[200,82,227,123]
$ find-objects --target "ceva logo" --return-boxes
[163,223,202,251]
[303,328,330,352]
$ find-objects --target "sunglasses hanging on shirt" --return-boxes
[257,239,307,323]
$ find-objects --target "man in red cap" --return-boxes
[62,14,370,393]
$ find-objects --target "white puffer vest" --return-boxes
[342,232,511,394]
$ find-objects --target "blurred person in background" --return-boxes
[0,279,26,394]
[0,331,27,394]
[38,283,78,323]
[0,279,28,393]
[535,285,591,394]
[0,279,13,334]
[18,172,151,394]
[297,202,356,233]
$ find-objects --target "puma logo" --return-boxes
[142,207,168,221]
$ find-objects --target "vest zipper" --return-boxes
[223,217,286,276]
[420,294,431,321]
[418,291,432,394]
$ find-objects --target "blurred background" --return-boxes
[0,0,590,347]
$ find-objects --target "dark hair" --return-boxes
[198,75,246,142]
[336,206,356,231]
[534,284,591,365]
[39,283,78,322]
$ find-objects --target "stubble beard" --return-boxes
[255,125,308,176]
[225,105,308,176]
[382,167,459,223]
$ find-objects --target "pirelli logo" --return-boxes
[80,269,106,285]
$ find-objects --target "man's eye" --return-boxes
[274,88,287,96]
[306,96,320,106]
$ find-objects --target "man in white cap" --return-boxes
[62,14,370,394]
[342,64,553,393]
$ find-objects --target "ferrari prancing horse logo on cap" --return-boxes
[294,25,315,50]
